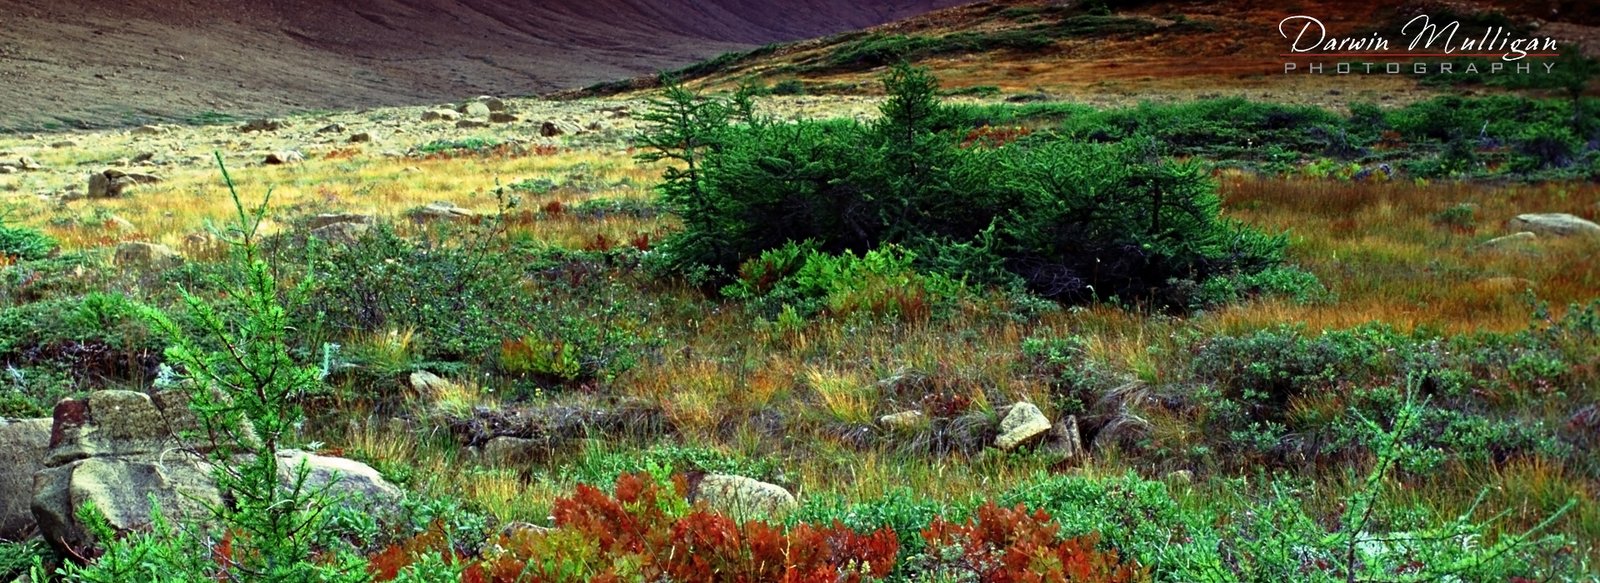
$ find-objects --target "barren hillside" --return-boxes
[0,0,966,131]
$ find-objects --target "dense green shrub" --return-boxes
[641,65,1290,306]
[0,220,57,262]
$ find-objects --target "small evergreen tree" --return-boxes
[134,155,352,581]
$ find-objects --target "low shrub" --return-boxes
[0,220,57,262]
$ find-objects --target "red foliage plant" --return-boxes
[368,475,1141,583]
[921,503,1149,583]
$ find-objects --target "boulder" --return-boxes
[489,112,518,124]
[87,169,161,198]
[239,118,285,133]
[264,151,303,165]
[456,119,491,130]
[421,109,461,122]
[113,242,182,269]
[692,475,795,522]
[16,157,42,171]
[995,402,1051,451]
[129,152,155,164]
[0,166,15,175]
[469,96,508,113]
[409,201,477,224]
[1507,213,1600,238]
[460,102,492,118]
[315,123,347,135]
[274,450,402,510]
[0,419,51,540]
[348,132,373,143]
[308,222,370,246]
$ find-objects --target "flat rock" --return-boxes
[409,201,477,223]
[1507,213,1600,238]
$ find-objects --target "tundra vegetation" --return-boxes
[0,61,1597,582]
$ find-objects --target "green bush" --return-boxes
[723,242,969,321]
[0,220,57,261]
[640,65,1290,306]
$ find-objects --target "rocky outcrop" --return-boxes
[0,419,51,540]
[30,391,400,554]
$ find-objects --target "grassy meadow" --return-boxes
[2,68,1599,581]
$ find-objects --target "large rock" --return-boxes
[692,475,795,522]
[0,419,51,540]
[995,402,1051,451]
[44,391,219,467]
[459,102,492,118]
[32,455,224,551]
[32,391,399,554]
[113,242,182,269]
[275,450,402,509]
[1507,213,1600,238]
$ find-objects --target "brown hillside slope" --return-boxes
[0,0,966,131]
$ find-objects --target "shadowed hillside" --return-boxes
[0,0,967,131]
